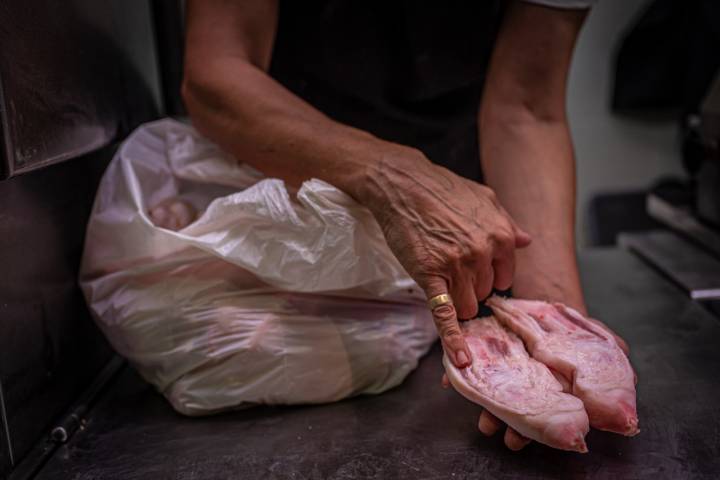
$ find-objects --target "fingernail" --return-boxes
[456,350,470,367]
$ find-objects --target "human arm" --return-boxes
[182,0,531,367]
[472,0,590,450]
[479,1,588,313]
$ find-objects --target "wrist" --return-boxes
[319,128,390,203]
[512,264,587,315]
[351,141,430,210]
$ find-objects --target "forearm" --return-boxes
[182,0,537,368]
[478,1,587,312]
[480,108,585,312]
[182,57,416,202]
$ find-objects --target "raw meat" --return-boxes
[443,316,590,452]
[148,197,198,231]
[487,296,639,436]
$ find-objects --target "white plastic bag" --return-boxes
[79,118,436,415]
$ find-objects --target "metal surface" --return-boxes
[697,160,720,227]
[696,72,720,227]
[619,230,720,300]
[0,146,115,476]
[0,0,161,179]
[8,358,124,480]
[27,249,720,479]
[0,382,12,475]
[647,193,720,259]
[150,0,186,116]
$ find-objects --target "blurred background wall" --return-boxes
[568,0,686,244]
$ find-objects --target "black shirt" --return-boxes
[270,0,503,181]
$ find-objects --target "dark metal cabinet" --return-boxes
[0,149,115,478]
[0,387,10,478]
[0,0,163,179]
[0,0,174,477]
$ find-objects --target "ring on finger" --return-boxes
[427,293,453,310]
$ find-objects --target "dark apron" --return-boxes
[269,0,503,182]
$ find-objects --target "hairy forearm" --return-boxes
[480,107,586,313]
[182,58,415,201]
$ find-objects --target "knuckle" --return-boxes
[432,304,456,322]
[470,244,491,263]
[470,240,489,255]
[480,185,497,201]
[441,332,464,350]
[432,308,462,339]
[440,325,462,340]
[444,247,465,267]
[493,227,515,250]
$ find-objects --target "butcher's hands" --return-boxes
[358,147,531,368]
[441,374,531,451]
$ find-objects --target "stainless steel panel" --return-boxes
[0,0,162,179]
[0,147,114,474]
[647,193,720,258]
[0,381,12,478]
[619,230,720,300]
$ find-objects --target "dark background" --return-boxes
[0,0,182,476]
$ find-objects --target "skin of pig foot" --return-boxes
[541,413,590,453]
[583,389,639,436]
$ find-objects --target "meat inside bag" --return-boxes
[79,119,437,415]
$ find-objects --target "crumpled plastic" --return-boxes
[79,118,437,415]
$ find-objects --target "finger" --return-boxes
[441,373,450,389]
[478,409,503,436]
[491,253,514,292]
[504,427,531,451]
[474,261,494,302]
[499,205,531,248]
[425,276,471,368]
[450,272,479,320]
[512,225,532,249]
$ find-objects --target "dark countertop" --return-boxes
[33,249,720,479]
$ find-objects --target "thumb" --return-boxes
[513,225,532,248]
[499,205,531,248]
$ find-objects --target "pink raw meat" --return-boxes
[443,316,590,452]
[487,296,639,436]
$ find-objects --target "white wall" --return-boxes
[567,0,685,243]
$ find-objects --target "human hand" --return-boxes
[358,147,531,368]
[441,373,531,450]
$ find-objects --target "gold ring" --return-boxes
[427,293,453,310]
